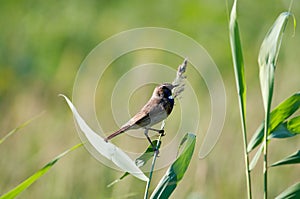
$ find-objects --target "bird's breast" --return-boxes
[163,97,174,115]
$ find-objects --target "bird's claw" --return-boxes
[159,129,166,136]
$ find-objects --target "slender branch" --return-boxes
[239,102,252,199]
[144,121,165,199]
[143,133,162,199]
[263,112,270,199]
[263,86,273,199]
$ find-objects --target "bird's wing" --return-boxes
[139,98,167,126]
[130,111,151,127]
[124,98,167,128]
[124,99,156,128]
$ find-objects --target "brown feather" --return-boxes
[104,83,175,141]
[104,125,131,142]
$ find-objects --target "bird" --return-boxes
[104,83,176,150]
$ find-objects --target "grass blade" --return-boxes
[268,123,297,139]
[258,12,291,199]
[0,112,44,145]
[229,1,252,198]
[276,182,300,199]
[269,116,300,139]
[248,92,300,152]
[107,140,161,188]
[249,144,263,171]
[150,133,196,199]
[229,0,246,106]
[60,94,148,182]
[286,115,300,133]
[271,150,300,167]
[249,115,300,170]
[258,12,291,112]
[135,140,161,168]
[0,143,83,199]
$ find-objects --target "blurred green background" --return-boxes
[1,0,300,198]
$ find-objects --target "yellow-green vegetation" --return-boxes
[1,0,300,198]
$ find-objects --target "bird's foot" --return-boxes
[158,129,166,136]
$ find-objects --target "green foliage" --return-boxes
[0,143,82,199]
[249,144,263,171]
[150,133,196,199]
[61,95,148,182]
[1,1,299,198]
[248,92,300,152]
[0,112,44,145]
[107,140,161,188]
[229,2,298,198]
[271,150,300,167]
[258,12,291,113]
[229,1,251,197]
[229,0,246,106]
[257,12,292,197]
[276,182,300,199]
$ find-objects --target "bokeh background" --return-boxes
[1,0,300,198]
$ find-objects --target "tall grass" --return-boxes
[229,0,300,198]
[0,115,83,199]
[229,1,252,198]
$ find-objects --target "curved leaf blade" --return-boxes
[229,0,246,111]
[287,116,300,133]
[276,182,300,199]
[249,144,263,171]
[0,143,82,199]
[271,150,300,167]
[268,123,296,139]
[268,116,300,139]
[249,116,300,170]
[150,133,196,199]
[0,112,44,145]
[60,95,148,182]
[107,140,161,187]
[248,92,300,152]
[258,12,291,112]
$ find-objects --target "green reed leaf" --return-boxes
[276,182,300,199]
[229,0,247,116]
[258,12,291,113]
[271,150,300,167]
[0,112,44,145]
[248,92,300,152]
[107,140,161,187]
[60,94,148,182]
[150,133,196,199]
[0,143,82,199]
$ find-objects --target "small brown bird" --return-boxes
[104,83,176,149]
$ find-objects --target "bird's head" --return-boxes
[153,83,176,99]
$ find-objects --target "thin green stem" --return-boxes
[288,0,294,13]
[241,112,252,199]
[263,83,273,199]
[263,112,270,199]
[0,111,45,145]
[238,100,252,199]
[144,134,162,199]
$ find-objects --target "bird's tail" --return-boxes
[104,125,131,142]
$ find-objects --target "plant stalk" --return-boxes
[242,123,252,199]
[238,100,252,199]
[144,134,162,199]
[263,112,270,199]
